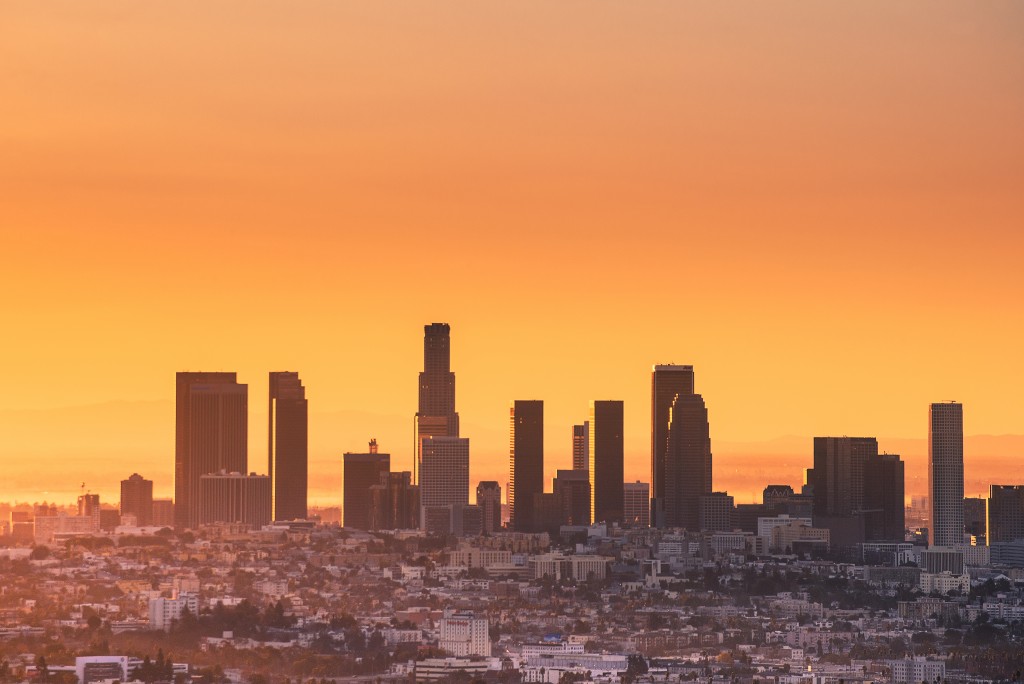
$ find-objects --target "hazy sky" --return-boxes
[2,2,1022,504]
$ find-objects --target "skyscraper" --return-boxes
[268,372,308,521]
[476,481,502,534]
[368,471,419,531]
[120,473,154,526]
[651,365,695,527]
[415,323,459,480]
[987,485,1024,545]
[419,436,470,533]
[572,423,589,472]
[812,437,878,518]
[343,441,390,529]
[664,391,713,530]
[553,469,591,527]
[589,401,624,525]
[509,400,544,532]
[863,453,905,542]
[929,402,964,547]
[175,372,248,530]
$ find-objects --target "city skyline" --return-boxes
[2,4,1022,508]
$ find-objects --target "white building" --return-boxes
[438,611,490,657]
[75,656,130,684]
[757,515,812,548]
[888,658,945,684]
[148,593,199,631]
[920,571,970,595]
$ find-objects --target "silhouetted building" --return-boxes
[987,485,1024,544]
[763,485,795,513]
[651,364,695,527]
[699,492,735,532]
[343,442,390,529]
[533,493,563,536]
[664,392,712,530]
[151,499,174,528]
[734,503,766,534]
[453,504,483,537]
[623,481,650,527]
[198,472,271,529]
[572,423,589,471]
[268,371,308,521]
[476,481,502,534]
[863,453,905,542]
[509,400,544,532]
[964,497,987,542]
[589,401,624,525]
[812,437,877,518]
[369,471,420,531]
[419,436,470,534]
[175,372,248,529]
[120,473,153,526]
[415,323,460,481]
[929,402,964,547]
[554,469,591,527]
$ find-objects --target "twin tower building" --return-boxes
[174,371,307,530]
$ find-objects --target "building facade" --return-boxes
[509,400,544,532]
[268,371,308,521]
[343,444,390,529]
[589,401,624,525]
[175,372,248,529]
[120,473,153,527]
[929,402,964,547]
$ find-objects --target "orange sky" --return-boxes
[1,2,1022,506]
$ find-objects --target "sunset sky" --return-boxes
[2,2,1022,506]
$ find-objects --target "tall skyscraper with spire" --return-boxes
[175,372,248,530]
[651,365,696,527]
[509,400,544,532]
[415,323,460,480]
[268,371,308,521]
[929,402,964,547]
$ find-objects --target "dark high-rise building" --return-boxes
[572,423,589,472]
[812,437,878,518]
[532,493,564,536]
[589,401,624,525]
[554,469,591,527]
[120,473,154,526]
[929,402,964,547]
[987,485,1024,544]
[509,400,544,532]
[175,372,248,529]
[964,497,987,542]
[476,481,502,534]
[268,372,308,521]
[369,471,419,531]
[763,485,795,513]
[651,364,695,527]
[197,472,271,529]
[343,441,390,529]
[863,453,905,542]
[664,392,712,530]
[699,492,735,532]
[415,323,460,481]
